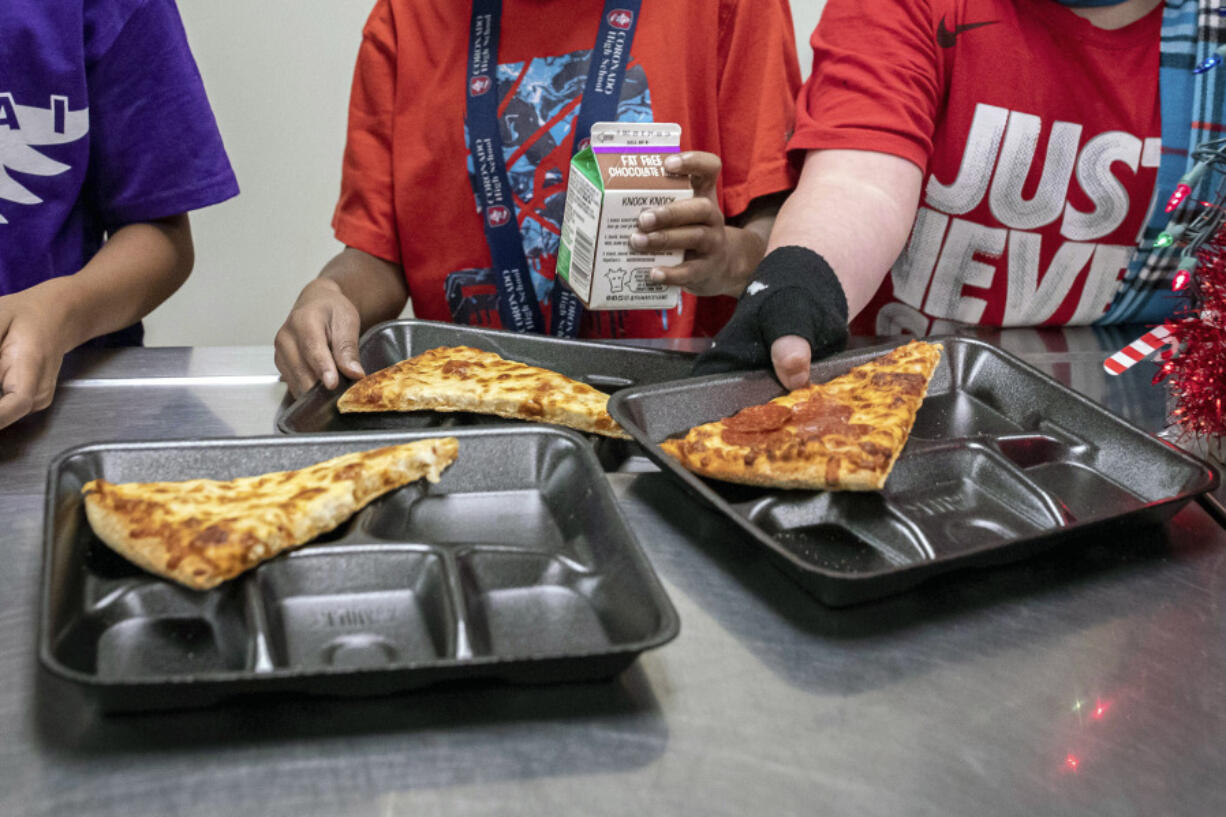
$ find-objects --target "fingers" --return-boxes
[630,224,720,256]
[33,355,60,412]
[273,332,314,398]
[274,315,331,398]
[663,151,722,198]
[635,197,719,234]
[648,259,726,295]
[274,284,366,398]
[0,352,38,430]
[771,335,812,391]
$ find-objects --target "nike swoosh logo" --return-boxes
[936,16,998,48]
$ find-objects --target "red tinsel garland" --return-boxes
[1158,228,1226,438]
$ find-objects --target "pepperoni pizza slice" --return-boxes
[338,346,628,438]
[660,340,942,491]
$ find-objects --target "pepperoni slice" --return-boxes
[790,395,852,423]
[722,402,791,432]
[795,417,852,440]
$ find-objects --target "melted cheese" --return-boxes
[338,346,627,438]
[82,438,459,589]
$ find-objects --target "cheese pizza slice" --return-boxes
[82,438,459,590]
[337,346,629,439]
[660,341,942,491]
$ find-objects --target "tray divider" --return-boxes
[879,505,937,561]
[438,549,474,660]
[980,446,1073,528]
[239,577,276,673]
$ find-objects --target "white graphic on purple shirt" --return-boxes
[0,93,88,224]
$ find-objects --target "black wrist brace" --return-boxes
[692,246,850,376]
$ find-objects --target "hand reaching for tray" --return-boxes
[275,277,367,397]
[275,248,410,397]
[0,285,69,430]
[629,151,773,297]
[693,247,850,389]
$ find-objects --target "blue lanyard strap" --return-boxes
[465,0,642,336]
[465,2,545,333]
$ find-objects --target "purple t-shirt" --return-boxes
[0,0,239,344]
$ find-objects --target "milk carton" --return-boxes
[557,122,692,310]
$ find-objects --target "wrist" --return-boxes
[723,225,767,297]
[302,274,345,304]
[752,246,850,329]
[26,276,85,353]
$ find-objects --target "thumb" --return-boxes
[335,343,365,380]
[327,306,365,381]
[770,335,811,391]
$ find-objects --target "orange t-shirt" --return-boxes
[332,0,801,339]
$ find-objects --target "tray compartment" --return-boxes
[908,391,1025,439]
[276,319,695,474]
[1016,462,1142,520]
[40,428,678,709]
[363,429,608,567]
[884,443,1067,555]
[953,344,1203,503]
[607,336,1218,605]
[393,490,574,552]
[53,581,248,679]
[458,552,663,657]
[747,493,931,573]
[993,432,1088,469]
[95,611,247,679]
[256,548,453,670]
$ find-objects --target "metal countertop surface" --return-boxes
[2,329,1224,817]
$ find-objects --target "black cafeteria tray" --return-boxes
[40,428,678,711]
[608,337,1219,606]
[276,319,695,472]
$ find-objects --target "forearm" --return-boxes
[317,247,408,331]
[721,193,784,296]
[49,215,194,349]
[767,150,922,320]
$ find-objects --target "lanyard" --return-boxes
[465,0,642,336]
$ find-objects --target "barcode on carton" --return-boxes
[568,228,596,294]
[559,164,602,298]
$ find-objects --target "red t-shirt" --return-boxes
[790,0,1162,335]
[333,0,801,339]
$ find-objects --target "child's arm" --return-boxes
[0,215,194,429]
[275,248,409,398]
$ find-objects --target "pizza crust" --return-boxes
[661,341,942,491]
[338,346,628,439]
[82,438,459,590]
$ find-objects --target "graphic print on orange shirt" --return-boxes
[452,49,675,337]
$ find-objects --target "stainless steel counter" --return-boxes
[3,331,1225,817]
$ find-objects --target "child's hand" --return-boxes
[274,277,366,398]
[0,283,72,430]
[628,151,744,297]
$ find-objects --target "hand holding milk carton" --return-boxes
[557,122,692,310]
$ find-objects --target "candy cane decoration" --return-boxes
[1103,324,1175,375]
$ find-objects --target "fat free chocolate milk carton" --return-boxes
[557,122,692,310]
